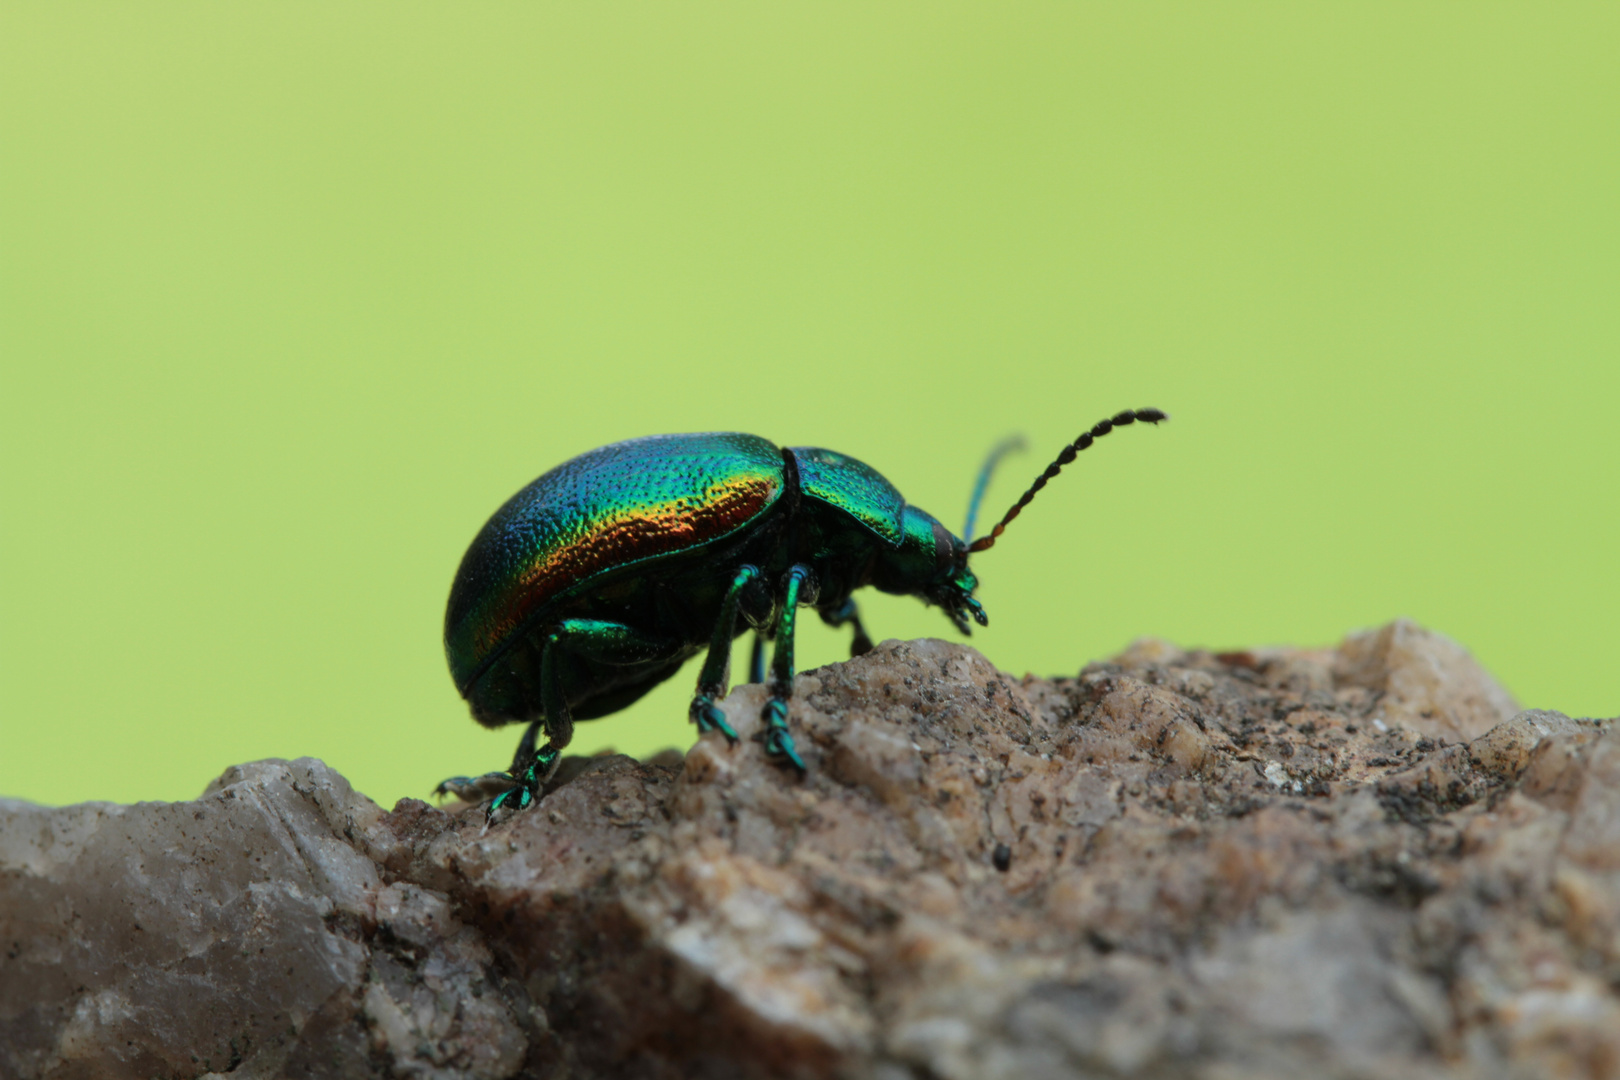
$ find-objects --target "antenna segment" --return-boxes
[962,435,1027,546]
[966,408,1167,554]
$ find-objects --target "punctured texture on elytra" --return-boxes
[444,433,785,695]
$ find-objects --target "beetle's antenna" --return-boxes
[967,408,1167,554]
[962,435,1027,546]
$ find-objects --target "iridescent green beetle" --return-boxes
[439,409,1166,819]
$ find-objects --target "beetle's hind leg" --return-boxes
[431,719,539,804]
[690,564,765,743]
[506,717,542,775]
[433,771,521,804]
[820,598,874,658]
[486,619,680,823]
[761,564,817,773]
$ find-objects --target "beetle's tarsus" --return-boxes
[694,699,739,743]
[759,698,806,772]
[763,724,807,773]
[483,745,561,824]
[485,783,533,825]
[434,771,521,803]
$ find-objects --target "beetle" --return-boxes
[437,408,1166,820]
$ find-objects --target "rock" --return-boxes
[2,620,1616,1080]
[0,760,529,1080]
[1335,618,1521,742]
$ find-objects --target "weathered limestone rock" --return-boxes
[2,620,1616,1079]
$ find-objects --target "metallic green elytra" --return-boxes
[438,409,1167,821]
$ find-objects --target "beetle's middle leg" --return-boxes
[689,564,766,744]
[748,633,767,685]
[761,564,817,773]
[820,597,874,658]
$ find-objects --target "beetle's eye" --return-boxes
[930,520,956,572]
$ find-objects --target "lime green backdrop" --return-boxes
[3,5,1615,808]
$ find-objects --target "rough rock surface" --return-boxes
[3,619,1617,1080]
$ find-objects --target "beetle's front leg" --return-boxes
[689,564,765,743]
[820,597,874,658]
[761,564,817,773]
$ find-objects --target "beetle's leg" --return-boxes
[507,719,541,775]
[489,619,680,822]
[433,771,521,803]
[432,719,538,805]
[689,564,763,744]
[761,564,816,773]
[487,637,569,821]
[749,632,767,685]
[820,598,874,658]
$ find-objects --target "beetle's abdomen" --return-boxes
[446,433,786,694]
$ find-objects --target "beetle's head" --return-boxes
[871,505,988,635]
[871,408,1169,638]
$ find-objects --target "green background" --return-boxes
[3,5,1615,809]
